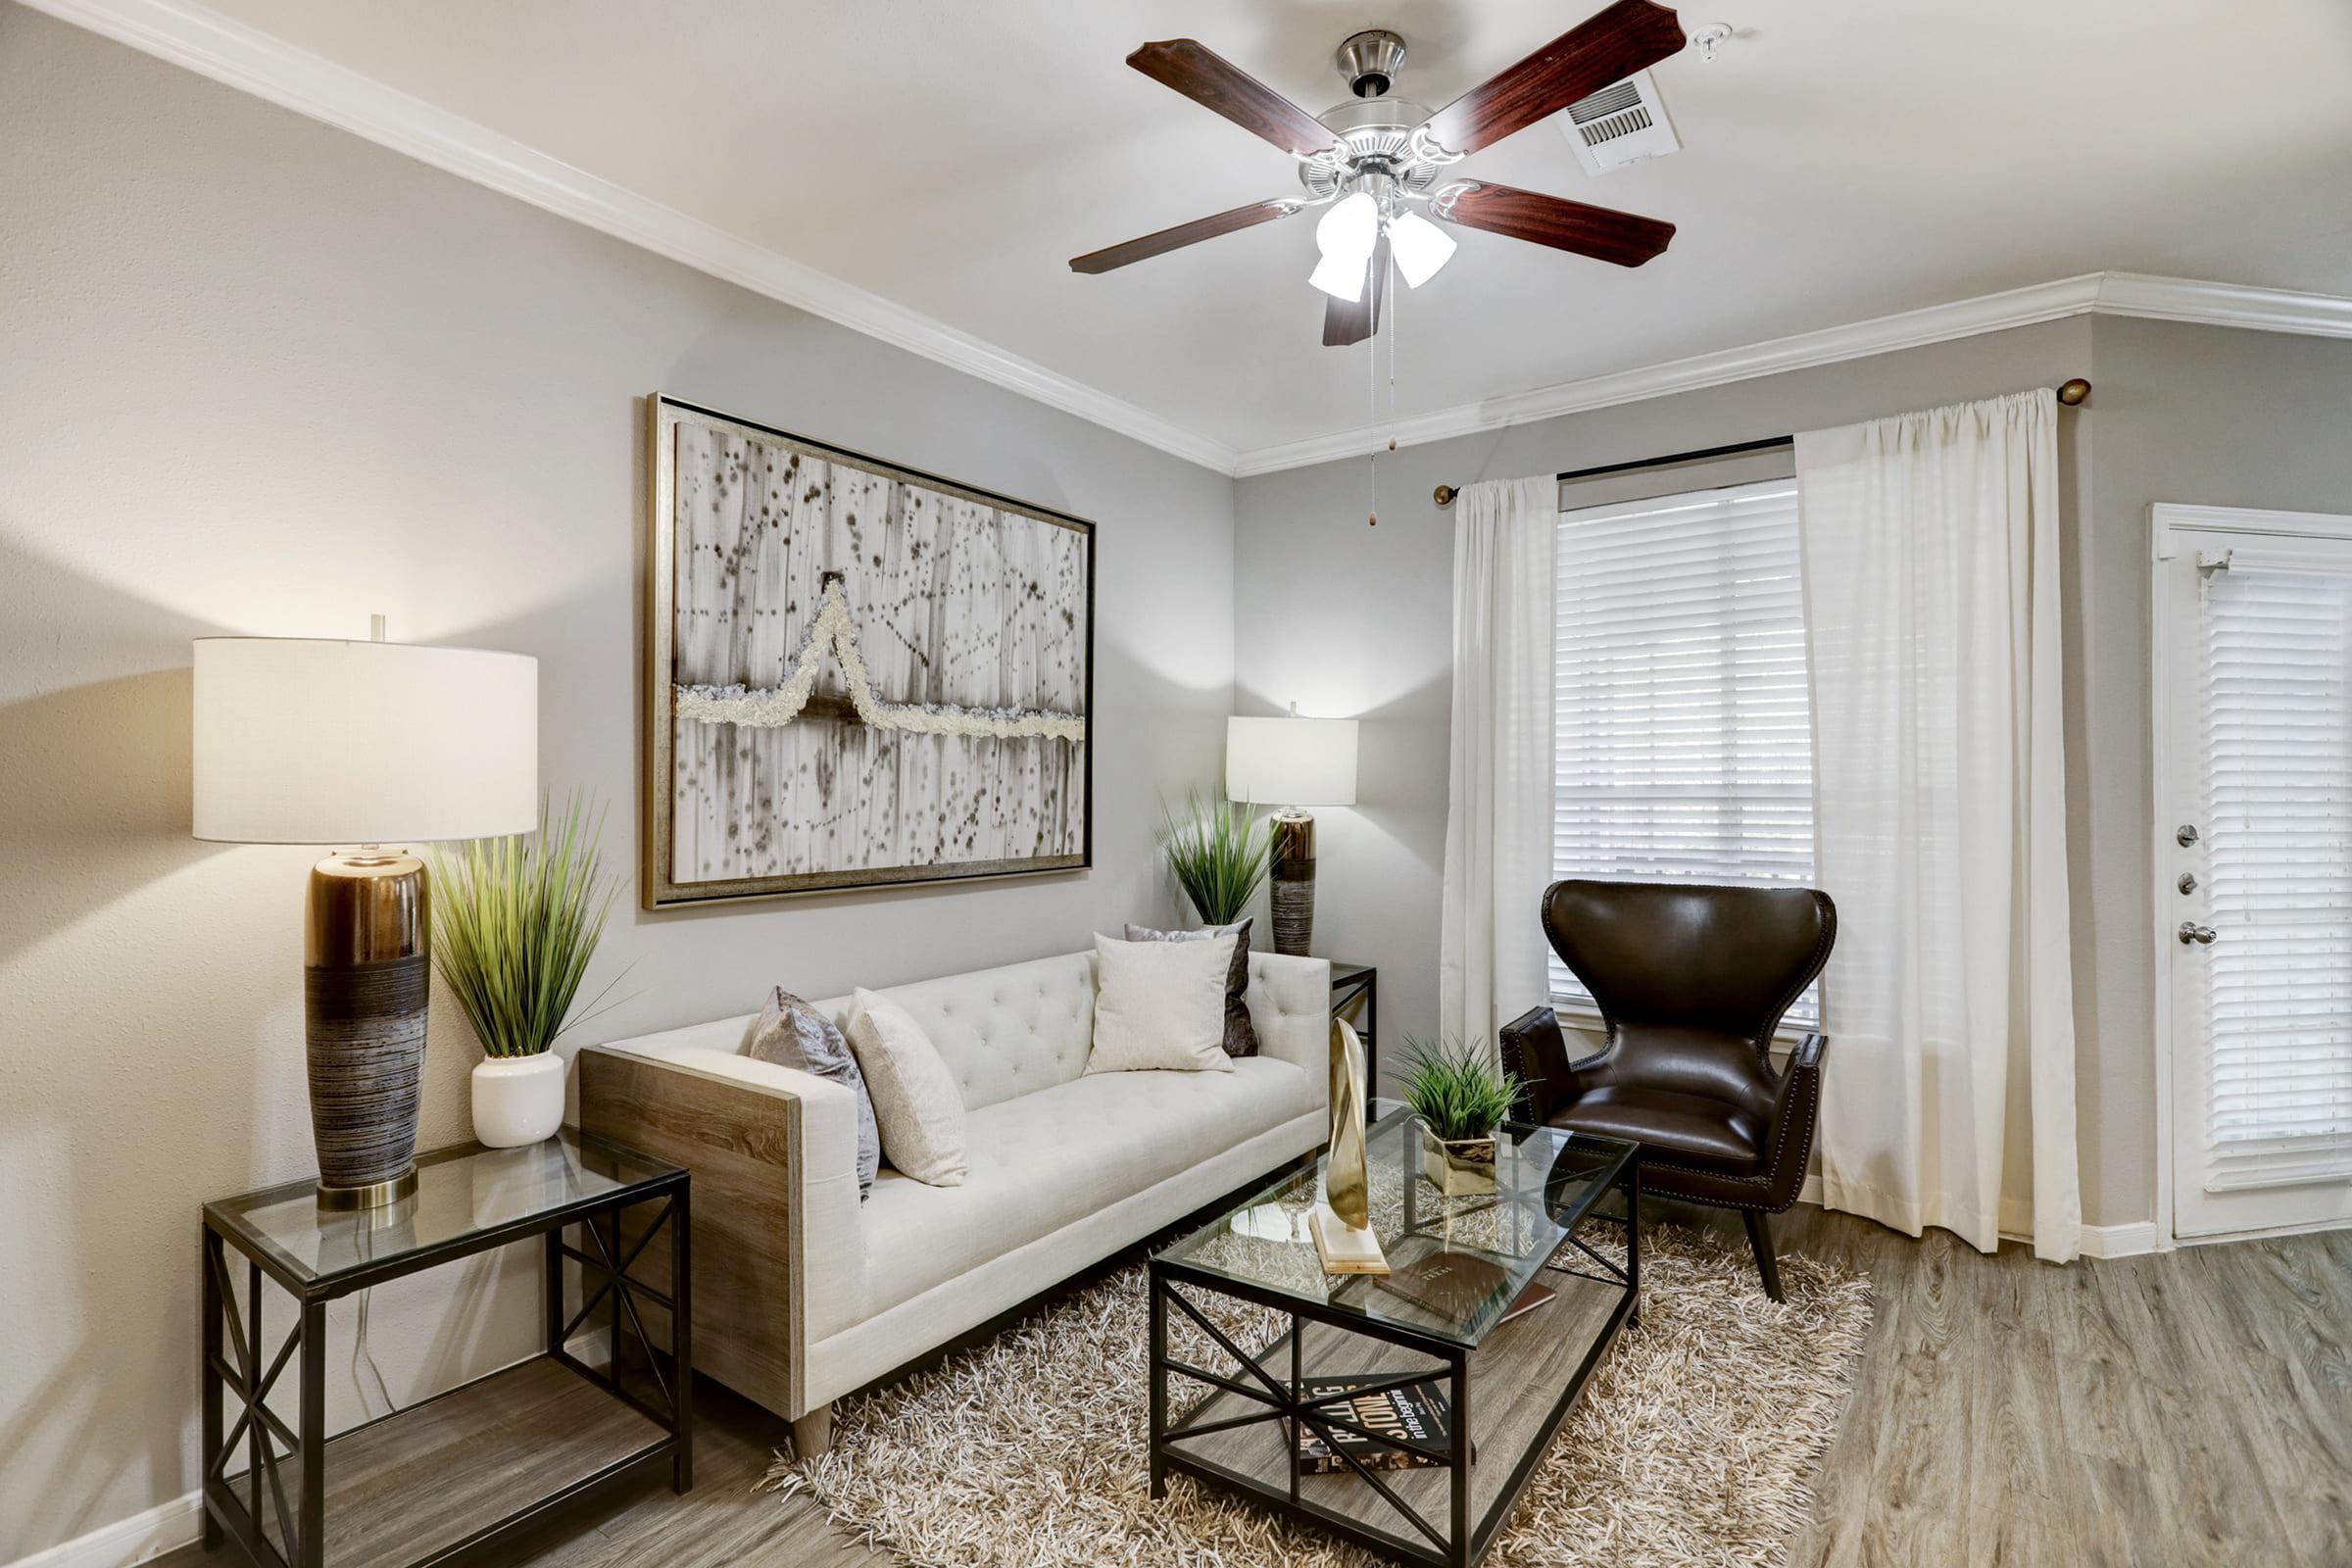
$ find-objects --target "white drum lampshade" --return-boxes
[1226,707,1357,957]
[192,633,539,1209]
[193,637,538,845]
[1225,711,1358,808]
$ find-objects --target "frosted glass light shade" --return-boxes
[1308,249,1368,302]
[193,638,539,845]
[1227,714,1358,808]
[1389,211,1457,287]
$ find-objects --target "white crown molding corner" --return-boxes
[20,0,1241,477]
[4,1492,198,1568]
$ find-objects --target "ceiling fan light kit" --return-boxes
[1070,0,1690,348]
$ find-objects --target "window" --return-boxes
[1550,477,1818,1022]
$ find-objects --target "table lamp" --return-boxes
[1226,704,1358,956]
[193,622,537,1209]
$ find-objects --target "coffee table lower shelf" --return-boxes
[1149,1242,1635,1568]
[216,1358,671,1568]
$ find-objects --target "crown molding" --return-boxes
[1234,270,2352,476]
[21,0,1242,476]
[2091,270,2352,339]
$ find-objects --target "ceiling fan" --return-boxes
[1069,0,1689,347]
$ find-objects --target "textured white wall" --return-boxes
[0,9,1235,1559]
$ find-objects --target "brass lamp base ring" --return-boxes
[315,1167,419,1211]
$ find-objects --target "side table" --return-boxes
[200,1131,690,1568]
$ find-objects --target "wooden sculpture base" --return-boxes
[1311,1205,1390,1275]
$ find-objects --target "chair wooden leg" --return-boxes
[790,1403,833,1459]
[1741,1209,1785,1302]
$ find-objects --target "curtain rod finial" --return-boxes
[2058,377,2090,407]
[1434,484,1457,508]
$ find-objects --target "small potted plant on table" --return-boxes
[1397,1035,1521,1198]
[429,792,620,1148]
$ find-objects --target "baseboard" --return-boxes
[1793,1174,2160,1259]
[2077,1221,2160,1259]
[6,1493,200,1568]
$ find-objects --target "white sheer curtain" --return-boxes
[1440,476,1559,1050]
[1796,388,2082,1261]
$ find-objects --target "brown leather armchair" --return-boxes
[1499,879,1836,1299]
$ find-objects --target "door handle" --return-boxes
[2178,922,2218,946]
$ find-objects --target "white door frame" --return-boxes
[2150,501,2352,1248]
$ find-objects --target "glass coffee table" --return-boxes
[1149,1103,1639,1568]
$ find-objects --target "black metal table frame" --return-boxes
[1149,1144,1639,1568]
[199,1155,692,1568]
[1329,963,1378,1089]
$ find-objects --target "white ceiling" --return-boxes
[177,0,2352,457]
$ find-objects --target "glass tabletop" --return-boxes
[205,1131,680,1290]
[1155,1102,1636,1349]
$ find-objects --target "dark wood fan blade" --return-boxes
[1433,180,1674,268]
[1321,236,1391,347]
[1070,199,1301,274]
[1418,0,1686,158]
[1128,40,1338,158]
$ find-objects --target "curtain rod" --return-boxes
[1430,377,2089,507]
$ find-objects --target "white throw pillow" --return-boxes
[846,987,968,1187]
[1086,933,1238,1075]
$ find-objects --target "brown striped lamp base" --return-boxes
[305,851,430,1209]
[1270,810,1316,957]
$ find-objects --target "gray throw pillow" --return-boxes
[1122,917,1258,1056]
[747,988,880,1200]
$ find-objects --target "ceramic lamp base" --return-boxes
[1271,810,1316,956]
[306,850,429,1210]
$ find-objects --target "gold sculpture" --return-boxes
[1312,1019,1388,1274]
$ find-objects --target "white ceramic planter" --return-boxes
[471,1053,565,1148]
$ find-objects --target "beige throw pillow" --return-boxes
[1085,933,1238,1076]
[846,987,968,1187]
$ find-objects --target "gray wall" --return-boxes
[1239,310,2352,1239]
[0,9,1234,1558]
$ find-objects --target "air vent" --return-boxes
[1556,69,1680,174]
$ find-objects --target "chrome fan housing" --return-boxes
[1300,98,1444,201]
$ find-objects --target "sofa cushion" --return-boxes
[848,988,970,1187]
[1124,918,1259,1056]
[1085,934,1237,1077]
[747,989,880,1199]
[858,1056,1314,1317]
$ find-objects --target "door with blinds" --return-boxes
[2158,505,2352,1239]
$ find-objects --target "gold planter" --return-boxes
[1419,1125,1498,1197]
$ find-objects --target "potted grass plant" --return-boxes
[1159,790,1271,925]
[428,791,621,1149]
[1397,1035,1522,1197]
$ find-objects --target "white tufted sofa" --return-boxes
[577,948,1332,1451]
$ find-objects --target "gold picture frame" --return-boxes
[643,395,1095,908]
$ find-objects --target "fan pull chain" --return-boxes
[1367,282,1379,526]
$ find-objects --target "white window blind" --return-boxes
[1550,478,1818,1023]
[2197,564,2352,1192]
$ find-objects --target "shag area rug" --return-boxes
[767,1225,1872,1568]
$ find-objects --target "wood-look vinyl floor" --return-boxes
[157,1203,2352,1568]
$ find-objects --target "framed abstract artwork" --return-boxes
[643,395,1094,906]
